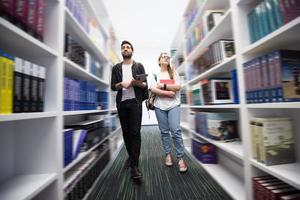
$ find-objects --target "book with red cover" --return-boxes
[160,79,175,84]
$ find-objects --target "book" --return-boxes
[206,112,238,141]
[29,64,38,112]
[192,137,217,164]
[35,0,45,41]
[0,51,14,114]
[254,117,295,165]
[210,78,233,104]
[72,129,87,159]
[13,57,23,113]
[63,129,73,167]
[0,0,16,22]
[37,65,46,112]
[160,79,175,84]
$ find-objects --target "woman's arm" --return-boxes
[150,86,175,98]
[157,83,181,92]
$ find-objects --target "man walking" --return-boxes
[111,40,148,179]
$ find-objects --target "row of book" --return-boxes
[65,0,107,53]
[253,175,300,200]
[189,71,239,105]
[243,49,300,104]
[64,34,105,79]
[65,0,89,33]
[64,77,109,111]
[0,0,46,41]
[0,49,46,114]
[186,39,235,81]
[250,117,295,166]
[186,10,226,54]
[192,136,217,164]
[184,0,204,31]
[64,143,110,200]
[248,0,300,43]
[192,111,239,141]
[63,118,111,167]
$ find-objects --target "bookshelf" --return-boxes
[0,0,120,199]
[175,0,300,199]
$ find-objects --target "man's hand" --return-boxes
[121,81,132,89]
[131,79,143,86]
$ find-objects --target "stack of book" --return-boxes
[64,144,110,199]
[65,119,109,150]
[248,0,300,43]
[64,77,98,111]
[244,49,300,104]
[253,175,300,200]
[65,0,89,33]
[0,0,46,41]
[250,117,295,166]
[0,50,46,114]
[194,112,239,141]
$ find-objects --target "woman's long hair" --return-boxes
[158,53,174,80]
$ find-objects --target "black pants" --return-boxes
[117,99,142,168]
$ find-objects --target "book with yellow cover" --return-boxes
[0,50,13,114]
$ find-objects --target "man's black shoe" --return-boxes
[124,158,130,169]
[131,167,143,179]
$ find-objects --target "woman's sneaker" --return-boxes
[165,154,173,167]
[178,159,187,173]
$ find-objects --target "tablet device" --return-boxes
[135,74,148,81]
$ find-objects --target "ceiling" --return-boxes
[102,0,188,73]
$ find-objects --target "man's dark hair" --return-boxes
[121,40,134,51]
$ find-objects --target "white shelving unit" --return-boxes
[0,0,121,199]
[175,0,300,199]
[0,174,57,200]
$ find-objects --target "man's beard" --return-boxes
[122,52,132,59]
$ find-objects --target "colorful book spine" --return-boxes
[30,64,39,112]
[13,57,23,113]
[37,65,46,112]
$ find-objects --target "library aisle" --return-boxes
[88,126,233,200]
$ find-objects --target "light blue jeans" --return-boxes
[155,106,184,158]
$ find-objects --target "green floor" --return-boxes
[89,126,233,200]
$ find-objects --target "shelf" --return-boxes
[63,131,115,173]
[65,9,108,62]
[186,0,230,36]
[64,58,108,85]
[110,127,122,137]
[188,104,241,109]
[181,104,190,108]
[188,153,246,200]
[246,102,300,109]
[192,131,244,160]
[180,122,190,131]
[251,159,300,189]
[0,174,57,200]
[242,17,300,57]
[81,0,109,38]
[63,109,111,116]
[186,9,233,61]
[0,17,57,58]
[0,112,57,122]
[176,62,186,74]
[187,55,236,85]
